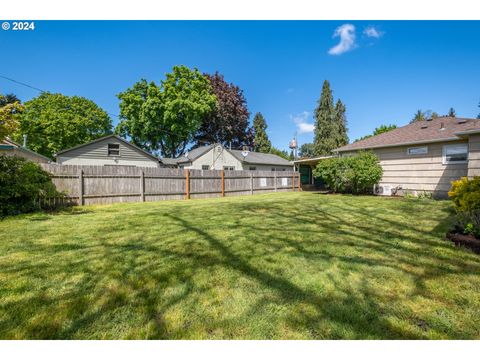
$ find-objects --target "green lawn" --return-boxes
[0,192,479,339]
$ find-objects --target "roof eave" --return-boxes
[335,137,463,153]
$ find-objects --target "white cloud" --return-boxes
[363,26,383,38]
[291,111,315,134]
[328,24,357,56]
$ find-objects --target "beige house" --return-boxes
[55,135,161,168]
[0,138,51,163]
[334,116,480,198]
[162,143,294,171]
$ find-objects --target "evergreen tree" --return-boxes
[313,80,336,155]
[334,99,349,148]
[252,112,272,153]
[448,107,456,117]
[410,110,427,123]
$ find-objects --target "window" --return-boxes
[249,166,256,170]
[223,166,235,170]
[202,165,209,170]
[107,143,120,156]
[443,144,468,164]
[271,168,276,171]
[407,146,428,155]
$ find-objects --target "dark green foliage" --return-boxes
[334,99,349,147]
[313,151,383,194]
[299,143,315,158]
[313,81,348,156]
[0,93,20,106]
[313,81,335,155]
[0,155,59,216]
[195,72,252,148]
[355,124,397,142]
[253,112,272,153]
[448,177,480,237]
[410,110,427,123]
[448,107,456,117]
[15,93,112,158]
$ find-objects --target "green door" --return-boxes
[299,165,311,185]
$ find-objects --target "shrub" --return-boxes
[0,155,60,216]
[448,177,480,237]
[313,151,383,194]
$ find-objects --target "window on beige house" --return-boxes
[443,144,468,164]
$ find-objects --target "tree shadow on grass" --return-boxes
[162,213,425,339]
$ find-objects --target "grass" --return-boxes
[0,192,479,339]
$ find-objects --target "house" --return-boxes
[0,138,51,163]
[333,116,480,198]
[55,135,161,168]
[161,143,294,171]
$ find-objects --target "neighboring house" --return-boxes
[333,116,480,198]
[55,135,161,168]
[0,138,51,163]
[161,143,294,171]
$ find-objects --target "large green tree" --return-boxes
[195,72,252,148]
[0,93,23,141]
[15,93,112,158]
[252,112,272,153]
[116,66,217,158]
[299,142,315,158]
[313,80,336,155]
[334,99,349,148]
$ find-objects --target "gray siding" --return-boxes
[57,137,159,167]
[342,140,469,198]
[468,134,480,178]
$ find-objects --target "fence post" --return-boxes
[221,170,225,197]
[78,169,84,206]
[250,173,254,195]
[298,173,301,192]
[274,172,277,192]
[185,169,190,200]
[292,173,294,192]
[140,170,145,202]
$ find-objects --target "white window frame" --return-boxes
[223,166,235,171]
[201,165,209,170]
[407,146,428,155]
[442,144,468,165]
[249,166,256,170]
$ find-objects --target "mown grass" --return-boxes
[0,192,479,339]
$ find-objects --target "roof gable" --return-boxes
[55,135,159,162]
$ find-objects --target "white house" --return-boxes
[55,135,161,168]
[161,143,294,171]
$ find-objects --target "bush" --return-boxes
[313,151,383,194]
[448,177,480,237]
[0,155,60,216]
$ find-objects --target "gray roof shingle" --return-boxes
[229,149,292,166]
[335,117,480,152]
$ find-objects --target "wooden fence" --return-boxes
[40,164,301,206]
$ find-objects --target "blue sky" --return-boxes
[1,21,479,151]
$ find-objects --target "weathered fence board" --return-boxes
[40,164,300,206]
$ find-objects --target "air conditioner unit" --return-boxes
[374,184,392,196]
